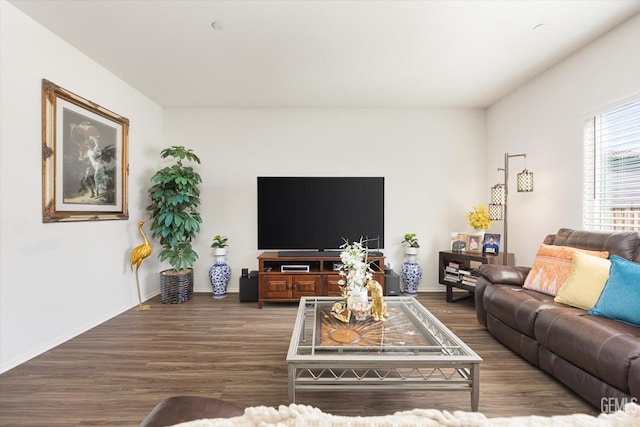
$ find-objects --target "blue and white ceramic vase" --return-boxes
[401,247,422,296]
[209,249,231,299]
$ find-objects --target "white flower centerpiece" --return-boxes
[337,239,373,321]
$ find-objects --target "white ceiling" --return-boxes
[9,0,640,108]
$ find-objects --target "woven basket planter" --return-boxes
[160,269,194,304]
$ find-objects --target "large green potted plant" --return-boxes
[146,146,202,304]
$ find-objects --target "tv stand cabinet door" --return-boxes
[261,274,292,299]
[292,275,321,298]
[325,274,343,296]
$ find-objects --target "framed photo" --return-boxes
[450,232,469,252]
[467,234,483,253]
[42,79,129,222]
[482,233,501,255]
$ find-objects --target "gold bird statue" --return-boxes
[130,219,152,311]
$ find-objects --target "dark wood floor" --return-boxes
[0,292,597,426]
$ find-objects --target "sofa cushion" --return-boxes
[523,244,609,296]
[554,251,611,310]
[484,284,555,337]
[535,309,640,393]
[589,255,640,327]
[533,306,587,348]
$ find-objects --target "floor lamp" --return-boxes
[489,153,534,265]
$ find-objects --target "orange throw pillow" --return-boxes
[523,244,609,296]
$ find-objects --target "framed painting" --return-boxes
[42,79,129,222]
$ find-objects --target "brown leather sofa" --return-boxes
[475,228,640,408]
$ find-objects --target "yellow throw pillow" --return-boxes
[554,251,611,310]
[523,244,609,296]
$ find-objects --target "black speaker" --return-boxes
[239,272,258,302]
[384,269,401,296]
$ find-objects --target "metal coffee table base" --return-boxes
[288,361,480,411]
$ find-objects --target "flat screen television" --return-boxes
[257,177,384,253]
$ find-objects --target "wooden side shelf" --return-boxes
[438,251,514,303]
[257,252,385,308]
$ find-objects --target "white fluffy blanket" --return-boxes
[171,403,640,427]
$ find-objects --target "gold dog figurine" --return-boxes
[366,279,389,321]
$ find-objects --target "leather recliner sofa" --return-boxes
[475,228,640,408]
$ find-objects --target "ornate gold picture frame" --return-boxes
[42,79,129,222]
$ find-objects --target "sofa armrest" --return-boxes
[478,264,530,286]
[140,396,245,427]
[475,265,531,327]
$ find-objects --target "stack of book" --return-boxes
[443,260,482,286]
[443,261,461,283]
[459,269,478,287]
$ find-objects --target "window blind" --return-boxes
[583,100,640,231]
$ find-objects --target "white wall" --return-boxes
[4,0,637,375]
[0,1,164,373]
[165,108,487,293]
[487,13,640,266]
[0,0,486,373]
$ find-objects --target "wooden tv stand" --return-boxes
[257,251,385,308]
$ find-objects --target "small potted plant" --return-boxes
[146,145,202,303]
[401,233,420,255]
[210,234,229,256]
[209,235,231,299]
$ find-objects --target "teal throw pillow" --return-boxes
[589,255,640,327]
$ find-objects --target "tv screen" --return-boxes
[257,177,384,251]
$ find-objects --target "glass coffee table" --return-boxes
[287,296,482,411]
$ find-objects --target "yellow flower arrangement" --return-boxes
[466,204,492,230]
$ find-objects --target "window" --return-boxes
[583,100,640,231]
